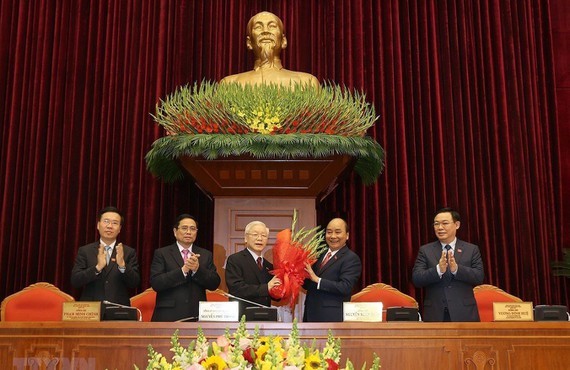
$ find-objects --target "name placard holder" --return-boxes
[198,301,239,322]
[62,301,101,321]
[493,302,534,321]
[343,302,383,322]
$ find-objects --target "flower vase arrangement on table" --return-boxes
[145,82,385,186]
[136,317,380,370]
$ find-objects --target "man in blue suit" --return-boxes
[412,208,484,322]
[303,218,362,322]
[150,214,220,321]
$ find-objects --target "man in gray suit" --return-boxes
[150,214,220,321]
[412,208,484,321]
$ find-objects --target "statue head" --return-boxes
[246,11,288,64]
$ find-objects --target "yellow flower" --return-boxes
[256,343,270,360]
[304,353,323,369]
[201,355,227,370]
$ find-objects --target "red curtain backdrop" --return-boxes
[0,0,567,307]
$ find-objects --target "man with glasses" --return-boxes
[71,206,140,306]
[150,214,220,321]
[225,221,281,318]
[412,207,484,322]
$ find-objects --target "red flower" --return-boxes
[242,347,256,364]
[325,358,339,370]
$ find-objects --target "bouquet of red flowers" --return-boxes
[269,212,327,308]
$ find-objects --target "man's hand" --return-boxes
[115,243,125,268]
[183,253,201,274]
[448,250,458,273]
[304,262,319,283]
[438,250,448,274]
[96,244,106,272]
[268,276,281,290]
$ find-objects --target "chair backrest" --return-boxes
[351,283,418,321]
[1,282,75,321]
[473,284,523,322]
[206,289,229,302]
[130,288,157,322]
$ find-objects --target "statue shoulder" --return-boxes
[286,70,320,88]
[220,71,255,85]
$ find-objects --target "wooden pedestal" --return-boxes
[179,155,353,320]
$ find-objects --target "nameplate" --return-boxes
[62,301,101,321]
[493,302,534,321]
[343,302,383,322]
[198,301,239,322]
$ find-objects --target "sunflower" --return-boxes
[304,353,323,370]
[201,355,227,370]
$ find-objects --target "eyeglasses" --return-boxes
[101,219,120,226]
[178,226,198,232]
[247,233,268,239]
[433,221,455,228]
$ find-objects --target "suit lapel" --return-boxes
[242,249,265,283]
[431,242,442,264]
[170,244,184,267]
[319,247,346,274]
[453,239,464,265]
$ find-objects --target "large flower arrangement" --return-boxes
[136,317,380,370]
[269,211,327,308]
[145,82,384,185]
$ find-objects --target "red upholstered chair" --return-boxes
[351,283,418,321]
[130,288,157,322]
[206,289,229,301]
[0,282,74,321]
[473,284,523,322]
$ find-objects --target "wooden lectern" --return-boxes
[179,154,353,320]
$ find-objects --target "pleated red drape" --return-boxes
[0,0,567,307]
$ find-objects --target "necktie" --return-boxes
[182,249,189,262]
[257,257,263,270]
[445,244,451,257]
[105,246,112,265]
[321,251,332,268]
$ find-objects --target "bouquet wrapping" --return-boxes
[269,212,327,309]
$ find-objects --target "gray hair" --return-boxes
[244,221,269,236]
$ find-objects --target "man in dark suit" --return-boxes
[71,206,140,306]
[412,207,485,322]
[225,221,281,318]
[303,218,362,322]
[150,214,221,321]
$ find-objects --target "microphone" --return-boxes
[175,316,198,322]
[103,300,142,322]
[222,292,271,308]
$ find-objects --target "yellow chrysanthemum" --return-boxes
[201,355,227,370]
[304,353,323,369]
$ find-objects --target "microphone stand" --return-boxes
[103,300,142,322]
[222,292,271,308]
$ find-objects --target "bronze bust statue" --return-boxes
[220,11,320,88]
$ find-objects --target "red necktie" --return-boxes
[321,252,332,268]
[182,249,189,262]
[257,257,263,270]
